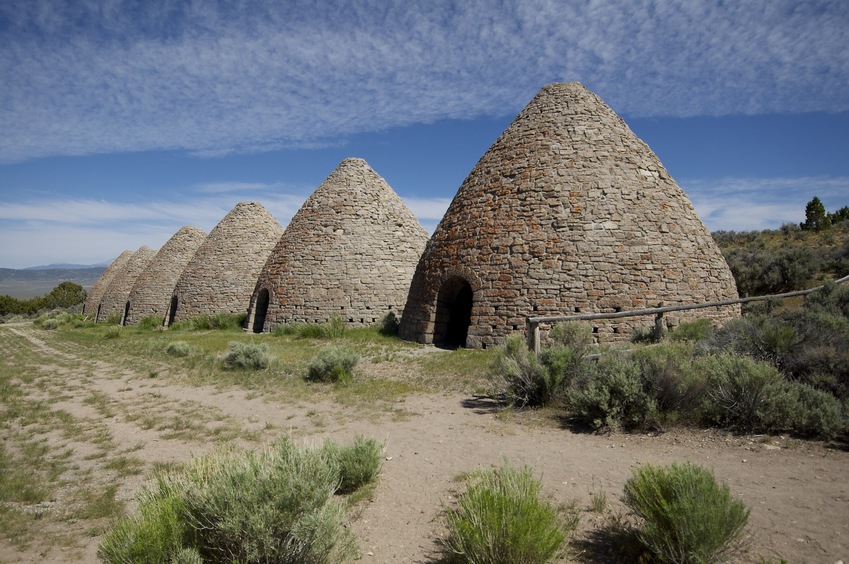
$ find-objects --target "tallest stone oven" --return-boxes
[399,82,739,348]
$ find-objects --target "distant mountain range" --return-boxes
[0,266,106,300]
[23,263,109,271]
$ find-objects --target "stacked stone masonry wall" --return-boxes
[95,246,157,323]
[82,250,134,316]
[400,82,739,348]
[248,158,429,331]
[170,202,283,322]
[124,226,207,325]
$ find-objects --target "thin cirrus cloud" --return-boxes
[1,0,847,163]
[682,176,849,232]
[0,188,311,268]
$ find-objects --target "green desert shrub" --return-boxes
[104,326,122,340]
[208,312,245,330]
[758,380,845,439]
[805,280,849,319]
[104,311,122,325]
[493,325,592,408]
[633,343,705,423]
[98,492,186,564]
[699,305,849,399]
[40,318,60,330]
[565,353,656,431]
[548,321,593,355]
[323,435,384,494]
[669,319,715,343]
[223,342,270,370]
[277,317,347,339]
[442,462,577,564]
[623,462,750,564]
[322,316,346,339]
[698,354,782,432]
[138,316,163,330]
[165,341,191,358]
[99,437,365,564]
[169,313,244,332]
[492,335,558,408]
[306,346,359,383]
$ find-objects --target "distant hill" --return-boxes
[713,222,849,296]
[24,263,109,271]
[0,267,106,300]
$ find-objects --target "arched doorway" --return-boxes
[434,276,473,348]
[166,295,178,327]
[121,301,131,326]
[252,288,270,333]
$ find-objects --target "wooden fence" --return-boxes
[525,273,849,354]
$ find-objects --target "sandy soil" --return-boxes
[1,324,847,563]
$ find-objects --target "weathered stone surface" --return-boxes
[246,158,429,332]
[123,226,207,326]
[169,202,283,323]
[82,250,134,316]
[95,246,158,323]
[399,82,739,348]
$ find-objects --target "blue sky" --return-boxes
[1,0,847,269]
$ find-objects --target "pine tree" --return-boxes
[801,196,831,231]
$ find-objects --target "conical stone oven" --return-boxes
[95,246,157,323]
[399,82,739,348]
[83,249,134,317]
[246,158,429,332]
[168,202,283,324]
[123,226,207,326]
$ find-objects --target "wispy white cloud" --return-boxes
[402,197,453,221]
[1,0,846,163]
[2,174,846,268]
[0,188,311,268]
[682,175,849,232]
[192,182,282,194]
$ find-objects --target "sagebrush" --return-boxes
[99,436,382,564]
[442,462,578,564]
[623,462,750,564]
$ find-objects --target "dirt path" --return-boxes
[1,325,848,563]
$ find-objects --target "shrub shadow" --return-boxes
[460,394,504,415]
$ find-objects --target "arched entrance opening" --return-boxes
[434,276,473,348]
[166,295,178,327]
[121,301,131,326]
[252,288,270,333]
[96,304,102,323]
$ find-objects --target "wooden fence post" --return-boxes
[654,302,665,340]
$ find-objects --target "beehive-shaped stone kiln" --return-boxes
[399,82,739,348]
[83,249,135,316]
[246,158,429,332]
[95,246,157,323]
[167,202,283,324]
[123,226,207,326]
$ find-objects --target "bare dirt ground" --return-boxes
[1,324,847,563]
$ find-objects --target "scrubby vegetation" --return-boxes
[0,281,87,317]
[165,341,191,357]
[222,341,271,370]
[306,346,360,383]
[713,198,849,297]
[492,322,592,408]
[442,462,579,564]
[491,280,849,439]
[622,462,750,564]
[274,316,347,339]
[169,313,246,331]
[98,436,383,564]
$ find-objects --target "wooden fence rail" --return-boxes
[525,273,849,354]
